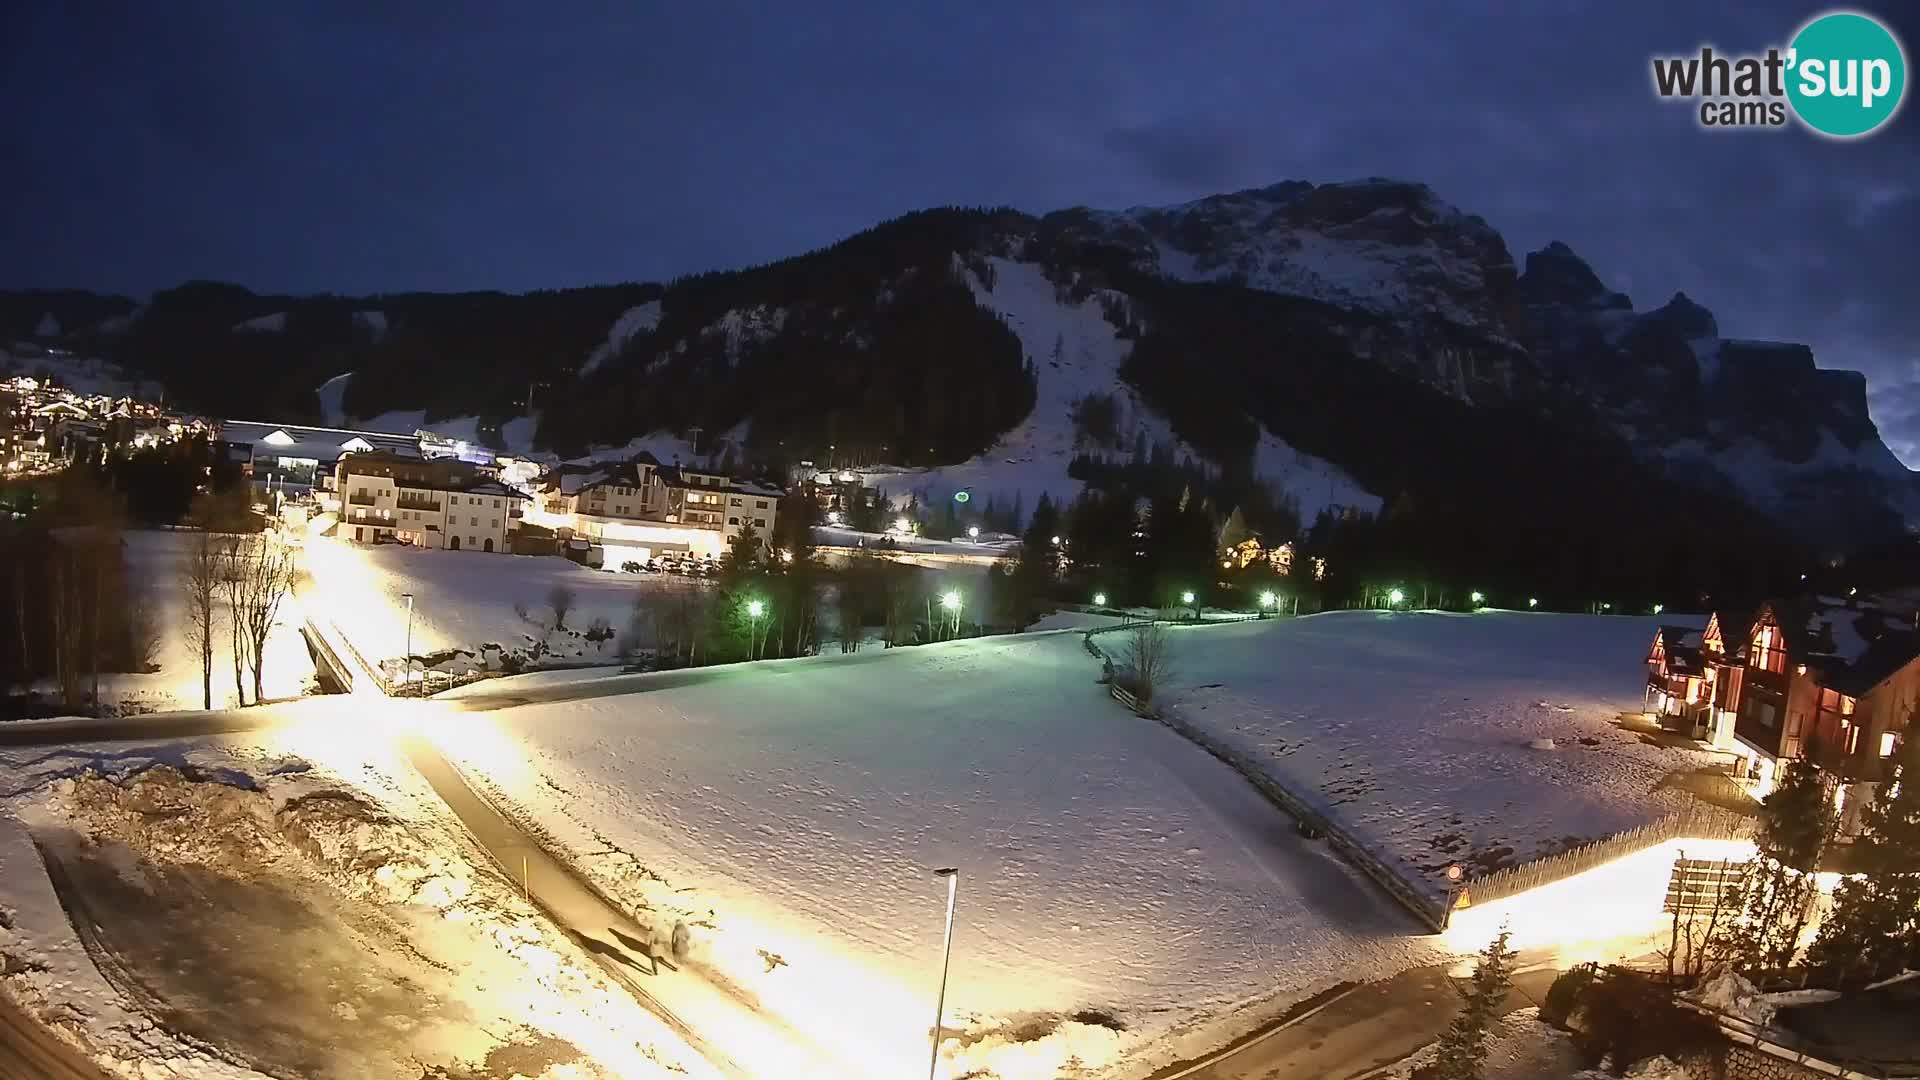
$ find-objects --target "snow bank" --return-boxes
[0,716,716,1079]
[429,632,1438,1077]
[1153,612,1725,898]
[1386,1007,1582,1079]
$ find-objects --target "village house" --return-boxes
[333,449,526,552]
[1644,595,1917,792]
[526,452,784,564]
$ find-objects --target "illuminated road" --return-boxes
[1164,962,1560,1080]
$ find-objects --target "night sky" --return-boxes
[3,3,1917,460]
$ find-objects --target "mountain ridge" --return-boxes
[2,178,1911,555]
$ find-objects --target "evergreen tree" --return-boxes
[1716,753,1836,973]
[1423,929,1516,1080]
[1808,736,1920,988]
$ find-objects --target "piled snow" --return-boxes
[302,538,689,670]
[0,719,716,1079]
[1683,968,1773,1026]
[1386,1007,1581,1080]
[579,300,662,376]
[430,632,1438,1078]
[30,530,314,715]
[856,257,1374,524]
[232,311,287,334]
[1149,612,1726,897]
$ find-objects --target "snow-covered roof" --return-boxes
[219,420,420,462]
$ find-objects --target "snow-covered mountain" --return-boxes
[1513,240,1919,538]
[11,176,1912,547]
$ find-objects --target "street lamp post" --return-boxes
[1180,590,1196,621]
[401,592,415,694]
[927,867,960,1080]
[1258,591,1276,618]
[941,590,961,639]
[747,599,765,660]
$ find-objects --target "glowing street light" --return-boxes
[1050,535,1061,546]
[941,590,962,638]
[1470,591,1485,606]
[894,516,912,534]
[1653,603,1665,615]
[927,867,960,1080]
[746,598,766,660]
[1180,590,1195,605]
[401,592,416,693]
[1388,588,1405,606]
[1528,597,1539,609]
[1259,591,1276,608]
[1092,591,1108,607]
[967,525,979,539]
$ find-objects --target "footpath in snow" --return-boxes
[424,631,1438,1079]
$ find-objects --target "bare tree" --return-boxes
[220,532,298,706]
[1119,621,1174,704]
[238,533,298,704]
[180,530,223,711]
[548,585,577,630]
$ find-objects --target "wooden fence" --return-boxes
[1460,803,1756,909]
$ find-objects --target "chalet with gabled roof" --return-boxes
[1647,596,1918,790]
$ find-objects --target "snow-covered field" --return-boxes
[425,631,1439,1079]
[41,530,314,715]
[0,707,717,1079]
[1147,612,1726,899]
[303,538,696,671]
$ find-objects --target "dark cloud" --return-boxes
[1,1,1915,458]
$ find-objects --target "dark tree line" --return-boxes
[1,472,158,716]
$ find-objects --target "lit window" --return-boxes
[1750,624,1786,674]
[1883,732,1899,757]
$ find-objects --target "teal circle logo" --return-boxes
[1787,11,1907,138]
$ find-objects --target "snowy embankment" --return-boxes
[426,632,1438,1079]
[1152,612,1725,900]
[303,538,696,674]
[0,709,717,1080]
[41,530,314,716]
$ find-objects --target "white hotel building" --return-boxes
[525,452,782,562]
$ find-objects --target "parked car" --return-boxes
[698,560,721,577]
[658,556,685,574]
[620,560,643,573]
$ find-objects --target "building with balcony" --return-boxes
[334,449,525,552]
[1642,596,1917,791]
[528,452,784,563]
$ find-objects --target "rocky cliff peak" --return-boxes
[1639,291,1719,341]
[1517,241,1631,310]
